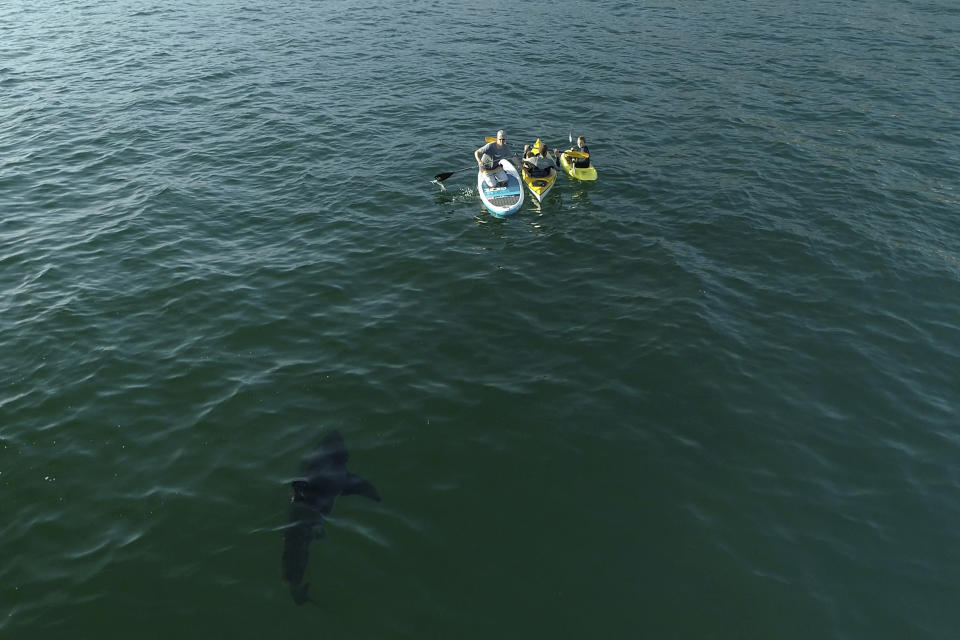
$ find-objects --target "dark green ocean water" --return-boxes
[3,1,959,638]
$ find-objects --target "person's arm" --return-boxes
[476,142,494,165]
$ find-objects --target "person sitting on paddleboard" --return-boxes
[522,142,557,178]
[475,130,512,187]
[555,136,591,168]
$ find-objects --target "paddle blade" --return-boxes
[485,136,497,143]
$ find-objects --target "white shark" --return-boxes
[281,430,380,605]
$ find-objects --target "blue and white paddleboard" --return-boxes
[477,159,524,217]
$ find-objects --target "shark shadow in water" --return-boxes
[281,430,381,605]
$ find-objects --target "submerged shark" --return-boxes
[281,430,381,605]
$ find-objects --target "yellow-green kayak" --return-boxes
[559,150,598,181]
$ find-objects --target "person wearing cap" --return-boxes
[475,130,513,187]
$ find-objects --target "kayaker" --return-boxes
[522,142,557,178]
[475,130,513,187]
[556,136,592,168]
[575,136,590,155]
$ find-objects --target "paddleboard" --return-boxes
[478,158,523,217]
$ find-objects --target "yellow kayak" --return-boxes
[521,138,558,202]
[559,149,598,181]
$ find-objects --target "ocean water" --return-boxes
[2,0,959,638]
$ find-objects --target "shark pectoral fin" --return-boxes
[343,473,381,502]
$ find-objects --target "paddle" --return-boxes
[434,135,521,184]
[433,166,478,183]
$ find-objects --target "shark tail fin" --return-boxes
[343,473,381,502]
[290,582,312,605]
